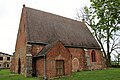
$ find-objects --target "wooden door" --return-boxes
[56,60,64,76]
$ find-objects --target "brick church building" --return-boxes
[11,5,105,79]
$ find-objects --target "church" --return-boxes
[11,5,106,79]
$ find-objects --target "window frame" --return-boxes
[7,57,10,60]
[0,57,3,60]
[91,50,96,62]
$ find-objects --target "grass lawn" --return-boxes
[57,68,120,80]
[0,68,120,80]
[0,69,40,80]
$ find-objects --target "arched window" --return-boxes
[91,50,96,62]
[6,64,9,68]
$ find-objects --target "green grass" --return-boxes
[0,69,40,80]
[0,69,11,75]
[0,68,120,80]
[55,68,120,80]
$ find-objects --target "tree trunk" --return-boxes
[94,32,110,67]
[106,27,111,67]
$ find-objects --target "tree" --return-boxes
[113,53,120,66]
[76,0,120,67]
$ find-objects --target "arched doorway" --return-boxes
[18,58,21,74]
[72,58,79,72]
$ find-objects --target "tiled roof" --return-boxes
[0,52,12,56]
[24,7,100,49]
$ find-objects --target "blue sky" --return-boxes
[0,0,90,54]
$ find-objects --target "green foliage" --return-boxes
[87,0,120,35]
[81,0,120,66]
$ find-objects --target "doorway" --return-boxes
[18,58,21,74]
[56,60,64,76]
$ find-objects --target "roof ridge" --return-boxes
[25,7,84,24]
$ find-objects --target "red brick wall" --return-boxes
[67,48,105,71]
[35,41,72,78]
[36,58,44,77]
[15,7,26,51]
[35,45,105,78]
[87,49,105,70]
[67,48,85,71]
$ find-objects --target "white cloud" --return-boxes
[0,0,90,55]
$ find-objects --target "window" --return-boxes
[0,64,1,67]
[0,57,3,60]
[91,50,96,62]
[7,57,10,60]
[7,64,9,68]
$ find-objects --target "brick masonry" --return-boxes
[35,41,72,78]
[11,40,106,78]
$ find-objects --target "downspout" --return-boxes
[44,55,47,80]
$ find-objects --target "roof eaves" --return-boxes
[27,41,48,45]
[65,45,101,49]
[34,53,45,58]
[0,52,12,56]
[27,41,101,49]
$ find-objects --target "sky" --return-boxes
[0,0,90,55]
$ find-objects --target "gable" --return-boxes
[15,7,27,51]
[34,40,71,58]
[23,6,100,49]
